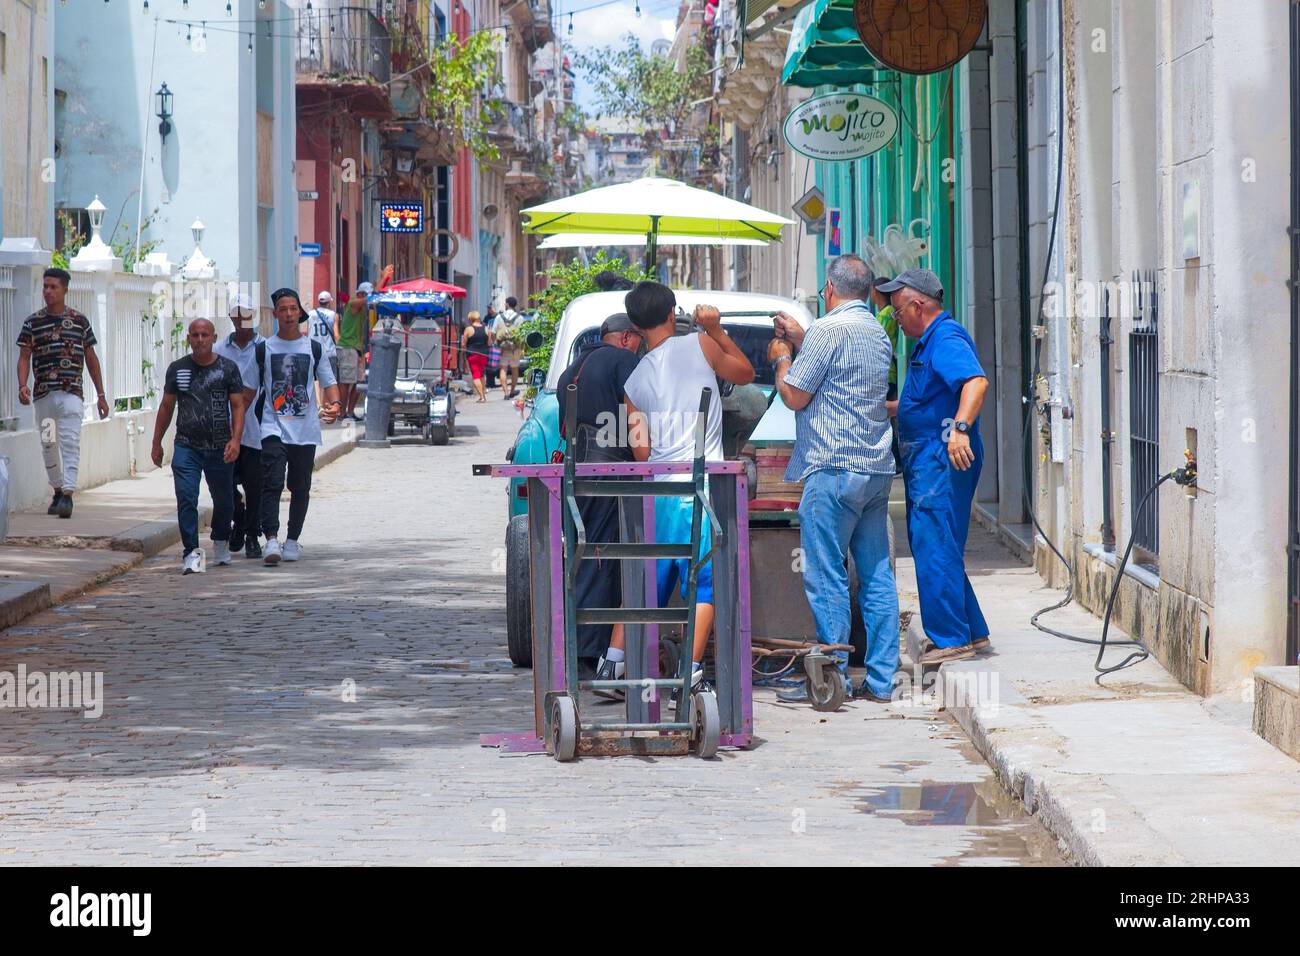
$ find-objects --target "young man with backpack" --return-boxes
[305,291,340,400]
[257,288,342,566]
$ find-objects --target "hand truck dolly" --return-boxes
[475,387,755,760]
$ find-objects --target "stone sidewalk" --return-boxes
[0,423,357,628]
[919,529,1300,866]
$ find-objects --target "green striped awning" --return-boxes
[781,0,889,88]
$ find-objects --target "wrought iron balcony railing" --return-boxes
[296,5,391,88]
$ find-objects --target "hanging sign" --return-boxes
[853,0,987,76]
[824,208,843,257]
[380,201,425,234]
[783,92,898,162]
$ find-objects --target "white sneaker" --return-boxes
[182,550,204,575]
[213,541,232,566]
[263,538,282,565]
[283,539,301,562]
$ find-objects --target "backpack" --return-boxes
[254,338,322,421]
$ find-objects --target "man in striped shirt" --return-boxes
[769,253,900,703]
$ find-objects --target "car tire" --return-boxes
[506,514,532,668]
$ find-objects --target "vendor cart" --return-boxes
[369,288,457,444]
[474,388,753,760]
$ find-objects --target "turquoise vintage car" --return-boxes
[502,289,814,666]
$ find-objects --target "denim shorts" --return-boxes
[654,496,714,606]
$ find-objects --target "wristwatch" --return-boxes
[771,354,792,371]
[953,419,971,435]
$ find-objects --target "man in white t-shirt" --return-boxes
[215,292,266,558]
[258,287,341,566]
[610,281,754,693]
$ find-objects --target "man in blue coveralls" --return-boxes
[876,269,991,664]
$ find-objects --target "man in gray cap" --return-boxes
[876,268,991,664]
[555,309,645,690]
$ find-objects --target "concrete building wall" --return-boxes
[53,0,295,285]
[1042,0,1290,696]
[0,0,53,248]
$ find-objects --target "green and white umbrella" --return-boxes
[522,176,793,268]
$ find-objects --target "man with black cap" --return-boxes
[554,311,644,689]
[257,288,342,566]
[876,267,991,664]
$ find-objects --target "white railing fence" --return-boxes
[0,267,16,424]
[63,270,177,420]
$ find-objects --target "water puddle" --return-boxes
[852,780,1068,865]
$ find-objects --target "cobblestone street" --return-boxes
[0,397,1062,865]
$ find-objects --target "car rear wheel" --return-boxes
[506,514,532,668]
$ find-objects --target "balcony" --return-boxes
[505,0,555,53]
[295,5,392,116]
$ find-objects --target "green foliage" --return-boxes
[574,35,713,176]
[427,31,505,163]
[520,252,647,380]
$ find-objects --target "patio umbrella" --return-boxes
[386,277,468,298]
[536,232,769,250]
[521,176,793,268]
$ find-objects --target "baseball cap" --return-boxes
[228,291,255,319]
[317,291,333,304]
[876,268,944,302]
[270,287,306,318]
[357,281,374,294]
[599,312,636,336]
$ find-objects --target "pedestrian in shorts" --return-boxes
[335,282,370,421]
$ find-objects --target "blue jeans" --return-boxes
[172,443,235,556]
[798,468,899,698]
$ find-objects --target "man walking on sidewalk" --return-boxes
[15,267,110,519]
[259,288,342,566]
[152,319,254,575]
[216,293,265,558]
[491,296,526,399]
[878,268,991,664]
[769,254,899,703]
[335,282,370,421]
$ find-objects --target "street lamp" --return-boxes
[155,83,173,145]
[390,128,420,175]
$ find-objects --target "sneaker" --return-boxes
[47,490,63,515]
[918,643,977,665]
[263,538,282,566]
[182,550,204,575]
[244,537,263,559]
[55,493,73,519]
[213,541,232,566]
[593,656,626,701]
[283,539,301,562]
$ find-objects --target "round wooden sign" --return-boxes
[854,0,988,75]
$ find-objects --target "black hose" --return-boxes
[1094,473,1175,675]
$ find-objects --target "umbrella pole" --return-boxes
[643,215,660,274]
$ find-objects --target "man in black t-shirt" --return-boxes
[555,312,643,688]
[151,319,256,575]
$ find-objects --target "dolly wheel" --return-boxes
[693,690,720,759]
[807,654,846,713]
[550,695,578,762]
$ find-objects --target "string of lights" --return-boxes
[90,0,676,28]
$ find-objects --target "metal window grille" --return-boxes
[1128,269,1160,559]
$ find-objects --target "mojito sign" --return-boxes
[782,92,898,162]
